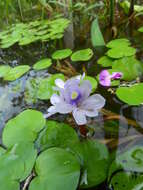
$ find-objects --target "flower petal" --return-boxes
[80,94,105,110]
[55,79,65,89]
[55,102,74,114]
[80,80,92,100]
[85,110,98,117]
[50,94,61,105]
[72,108,87,125]
[111,72,123,79]
[99,70,111,86]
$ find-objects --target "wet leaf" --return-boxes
[36,120,79,151]
[52,49,72,60]
[106,38,131,48]
[4,65,30,81]
[33,58,52,70]
[116,83,143,105]
[91,18,105,47]
[29,147,80,190]
[37,73,64,100]
[97,56,113,67]
[71,48,93,62]
[2,109,46,147]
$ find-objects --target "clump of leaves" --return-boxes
[0,18,70,48]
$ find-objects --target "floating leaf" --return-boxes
[4,65,30,81]
[116,83,143,105]
[71,48,93,62]
[97,56,113,67]
[33,58,52,70]
[29,147,80,190]
[109,171,143,190]
[84,76,98,92]
[73,140,109,188]
[112,56,143,81]
[0,66,11,78]
[36,121,79,151]
[91,18,105,47]
[106,38,131,48]
[107,46,136,59]
[37,73,64,100]
[138,26,143,32]
[52,49,72,60]
[2,109,46,147]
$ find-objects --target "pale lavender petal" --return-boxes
[48,106,57,113]
[50,94,61,105]
[55,79,65,89]
[80,94,105,110]
[79,80,92,100]
[72,108,87,125]
[99,70,111,86]
[111,72,123,79]
[85,110,98,117]
[54,102,74,114]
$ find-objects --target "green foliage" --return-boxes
[29,147,81,190]
[36,120,79,151]
[71,48,93,62]
[97,56,113,67]
[37,73,65,100]
[91,18,105,47]
[84,76,98,92]
[52,49,72,60]
[0,18,70,48]
[116,83,143,105]
[2,109,46,147]
[138,26,143,32]
[120,0,143,14]
[33,58,52,71]
[106,38,131,48]
[3,65,30,81]
[0,65,11,78]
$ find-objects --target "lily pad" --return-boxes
[0,66,11,78]
[71,48,93,62]
[29,147,80,190]
[37,73,64,100]
[52,49,72,60]
[0,143,37,190]
[112,56,143,81]
[2,109,46,147]
[33,58,52,70]
[109,171,143,190]
[116,83,143,105]
[36,120,79,151]
[72,140,109,188]
[4,65,30,81]
[107,46,136,59]
[106,38,131,48]
[97,56,113,67]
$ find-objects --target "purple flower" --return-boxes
[44,75,105,125]
[99,70,123,87]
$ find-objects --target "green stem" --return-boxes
[129,0,135,17]
[18,0,23,21]
[109,0,115,26]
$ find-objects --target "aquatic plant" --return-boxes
[44,75,105,125]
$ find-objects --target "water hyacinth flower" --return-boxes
[99,70,123,87]
[44,75,105,125]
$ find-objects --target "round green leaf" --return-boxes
[52,49,72,60]
[97,56,113,67]
[109,171,143,190]
[138,26,143,32]
[112,57,143,81]
[4,65,30,81]
[37,73,64,100]
[36,120,79,151]
[107,46,136,59]
[84,76,98,92]
[74,140,109,188]
[33,58,52,70]
[29,147,80,190]
[0,66,11,78]
[116,83,143,105]
[71,48,93,62]
[2,109,46,147]
[106,38,131,48]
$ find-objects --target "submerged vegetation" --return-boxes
[0,0,143,190]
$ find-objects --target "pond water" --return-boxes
[0,14,143,190]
